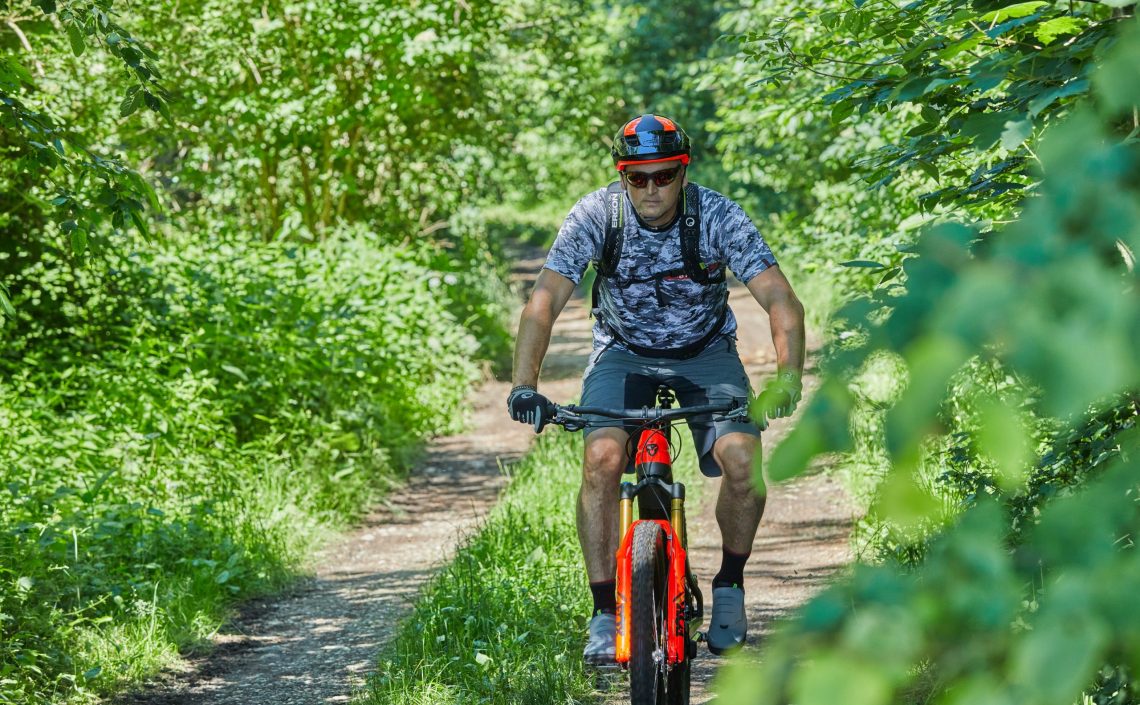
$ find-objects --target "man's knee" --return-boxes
[714,433,761,492]
[583,431,628,486]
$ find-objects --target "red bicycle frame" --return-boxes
[614,427,690,666]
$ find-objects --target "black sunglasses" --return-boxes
[622,165,684,189]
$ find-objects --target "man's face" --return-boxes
[621,160,687,227]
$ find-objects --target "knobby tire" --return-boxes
[629,522,689,705]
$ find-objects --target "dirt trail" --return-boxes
[113,247,584,705]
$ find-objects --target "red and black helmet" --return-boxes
[611,114,691,171]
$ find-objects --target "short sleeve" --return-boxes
[707,194,777,285]
[543,189,608,285]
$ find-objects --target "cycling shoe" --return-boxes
[583,611,617,666]
[707,586,747,655]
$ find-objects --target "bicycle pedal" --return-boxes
[695,631,708,643]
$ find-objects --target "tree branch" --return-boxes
[4,18,45,77]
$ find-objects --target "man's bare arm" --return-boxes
[745,266,806,377]
[512,269,577,388]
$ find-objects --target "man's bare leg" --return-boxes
[713,432,765,554]
[576,427,630,583]
[578,427,631,665]
[707,431,764,654]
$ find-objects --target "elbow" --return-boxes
[773,291,805,328]
[521,296,556,329]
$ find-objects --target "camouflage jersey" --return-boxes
[544,184,777,354]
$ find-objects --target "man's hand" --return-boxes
[751,371,802,426]
[507,385,555,432]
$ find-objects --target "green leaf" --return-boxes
[831,101,855,125]
[120,89,144,118]
[980,1,1046,24]
[128,210,149,238]
[65,23,86,57]
[1101,0,1137,7]
[221,364,249,382]
[791,653,891,705]
[35,0,56,13]
[841,260,887,269]
[0,57,34,86]
[70,229,88,256]
[1093,19,1140,113]
[916,161,939,180]
[960,111,1013,150]
[1034,17,1082,45]
[0,283,16,318]
[1010,607,1110,703]
[1028,79,1089,118]
[999,117,1032,150]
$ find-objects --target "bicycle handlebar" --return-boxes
[546,400,750,432]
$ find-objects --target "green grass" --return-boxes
[362,425,703,705]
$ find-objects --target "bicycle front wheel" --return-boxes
[629,522,689,705]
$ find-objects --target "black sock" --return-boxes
[590,580,617,616]
[712,547,750,589]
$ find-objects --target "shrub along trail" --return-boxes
[113,247,586,705]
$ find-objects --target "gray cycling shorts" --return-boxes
[579,335,760,477]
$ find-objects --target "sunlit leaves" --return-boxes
[728,17,1140,705]
[1,1,164,259]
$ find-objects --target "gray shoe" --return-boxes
[707,586,747,655]
[583,612,617,666]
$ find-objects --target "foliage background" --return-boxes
[2,0,1138,702]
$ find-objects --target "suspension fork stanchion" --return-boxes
[670,481,686,548]
[619,481,635,540]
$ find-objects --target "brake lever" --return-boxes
[713,406,751,423]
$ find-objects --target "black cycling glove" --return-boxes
[507,385,555,432]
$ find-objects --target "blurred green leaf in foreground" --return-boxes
[727,14,1140,705]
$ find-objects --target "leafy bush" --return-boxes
[718,15,1140,705]
[0,227,505,703]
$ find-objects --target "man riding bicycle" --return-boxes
[507,114,806,663]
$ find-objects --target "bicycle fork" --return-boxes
[614,473,693,666]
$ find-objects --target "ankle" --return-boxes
[712,546,750,589]
[590,580,617,616]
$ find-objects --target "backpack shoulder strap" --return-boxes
[597,181,625,277]
[679,183,709,284]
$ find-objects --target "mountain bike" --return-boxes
[546,387,749,705]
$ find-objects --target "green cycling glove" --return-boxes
[751,370,803,428]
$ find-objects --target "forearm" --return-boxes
[512,301,556,388]
[767,294,806,377]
